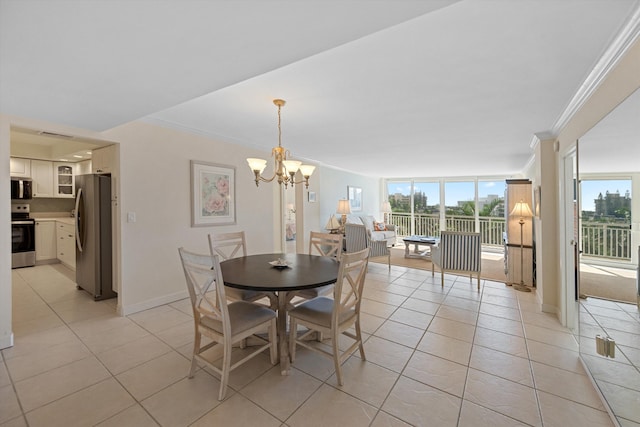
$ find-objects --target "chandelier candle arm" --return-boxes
[246,98,315,189]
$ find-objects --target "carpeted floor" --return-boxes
[370,246,637,304]
[370,247,507,283]
[579,263,637,304]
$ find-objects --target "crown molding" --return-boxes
[550,4,640,136]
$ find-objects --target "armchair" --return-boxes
[345,223,390,270]
[344,214,396,246]
[431,231,482,290]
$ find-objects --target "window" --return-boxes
[580,178,632,259]
[478,180,506,246]
[384,178,510,247]
[444,181,475,232]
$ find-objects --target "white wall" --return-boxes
[102,121,284,314]
[317,165,382,227]
[0,116,12,349]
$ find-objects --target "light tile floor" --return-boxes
[1,262,629,426]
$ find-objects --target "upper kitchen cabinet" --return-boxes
[23,159,75,198]
[10,157,31,177]
[30,160,54,198]
[54,162,75,198]
[91,145,116,174]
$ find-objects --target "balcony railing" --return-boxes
[581,221,632,260]
[389,213,505,247]
[389,213,632,260]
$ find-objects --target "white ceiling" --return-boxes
[1,0,638,177]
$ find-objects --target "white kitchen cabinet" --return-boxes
[54,162,75,197]
[35,220,57,261]
[30,160,54,198]
[10,157,31,177]
[57,222,76,270]
[91,145,116,174]
[76,159,92,175]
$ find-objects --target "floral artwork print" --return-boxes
[202,172,230,217]
[191,161,236,226]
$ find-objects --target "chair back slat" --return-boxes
[333,248,369,324]
[344,224,368,253]
[439,231,481,272]
[209,231,247,260]
[309,231,343,260]
[178,247,229,332]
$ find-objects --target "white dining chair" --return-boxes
[288,247,370,386]
[209,231,276,307]
[294,231,343,301]
[178,247,277,400]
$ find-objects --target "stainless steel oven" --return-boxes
[11,204,35,268]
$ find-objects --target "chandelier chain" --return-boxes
[277,103,282,148]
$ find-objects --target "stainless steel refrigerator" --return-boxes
[75,174,116,300]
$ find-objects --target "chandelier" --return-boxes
[246,99,315,188]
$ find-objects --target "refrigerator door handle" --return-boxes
[75,187,83,253]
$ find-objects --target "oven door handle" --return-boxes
[11,220,34,225]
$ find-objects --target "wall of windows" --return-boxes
[386,178,507,246]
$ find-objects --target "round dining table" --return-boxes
[220,253,339,374]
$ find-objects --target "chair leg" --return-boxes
[218,340,232,401]
[189,331,201,378]
[477,274,480,291]
[441,272,445,288]
[387,253,391,271]
[269,318,277,365]
[289,317,297,363]
[332,329,343,386]
[355,318,366,361]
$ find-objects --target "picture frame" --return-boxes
[191,160,236,226]
[308,191,317,203]
[347,186,362,212]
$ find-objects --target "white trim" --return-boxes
[551,5,640,137]
[0,333,14,350]
[541,302,558,315]
[120,290,189,316]
[579,357,622,427]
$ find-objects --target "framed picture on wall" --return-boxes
[347,186,362,212]
[191,160,236,226]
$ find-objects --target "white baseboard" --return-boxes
[0,332,14,350]
[120,289,189,316]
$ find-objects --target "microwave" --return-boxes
[11,177,33,200]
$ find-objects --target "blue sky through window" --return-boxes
[581,179,632,212]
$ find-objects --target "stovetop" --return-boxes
[11,203,32,221]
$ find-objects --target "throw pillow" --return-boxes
[374,221,387,231]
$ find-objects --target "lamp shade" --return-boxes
[299,164,316,177]
[381,201,391,213]
[246,158,267,173]
[282,160,301,174]
[510,200,533,218]
[336,199,351,215]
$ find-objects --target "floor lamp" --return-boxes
[510,200,534,292]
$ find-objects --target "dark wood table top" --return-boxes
[220,253,339,292]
